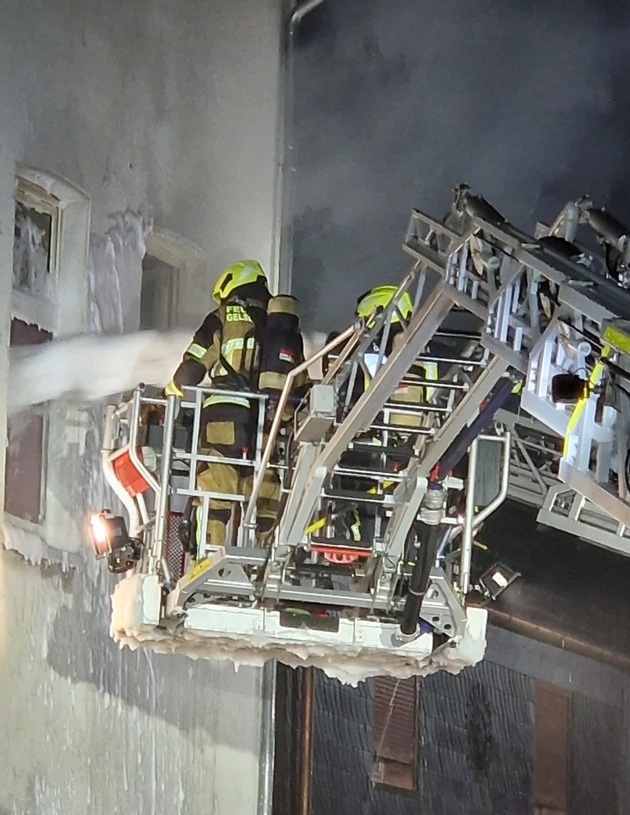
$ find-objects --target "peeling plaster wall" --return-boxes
[0,1,284,812]
[0,552,262,815]
[1,0,284,327]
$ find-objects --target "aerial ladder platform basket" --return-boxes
[91,185,630,683]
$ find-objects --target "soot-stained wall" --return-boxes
[305,628,630,815]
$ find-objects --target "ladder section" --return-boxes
[272,202,520,616]
[495,407,630,556]
[404,186,630,542]
[273,205,481,551]
[277,281,455,546]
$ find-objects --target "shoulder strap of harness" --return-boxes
[217,298,266,391]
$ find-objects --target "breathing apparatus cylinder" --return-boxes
[258,295,307,422]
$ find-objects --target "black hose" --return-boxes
[461,192,507,228]
[399,522,442,636]
[437,376,515,480]
[585,208,629,246]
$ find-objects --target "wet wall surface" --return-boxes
[0,1,284,812]
[271,629,630,815]
[290,0,630,332]
[308,657,628,815]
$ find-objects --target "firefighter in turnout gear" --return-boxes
[355,285,435,422]
[166,260,270,547]
[329,285,437,544]
[324,286,430,415]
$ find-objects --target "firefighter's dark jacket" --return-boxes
[172,281,269,402]
[172,283,310,414]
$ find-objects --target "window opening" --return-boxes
[4,319,52,523]
[12,179,60,301]
[371,676,418,791]
[140,254,179,331]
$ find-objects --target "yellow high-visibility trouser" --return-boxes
[196,404,280,547]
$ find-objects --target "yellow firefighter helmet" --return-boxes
[355,285,414,325]
[212,260,267,304]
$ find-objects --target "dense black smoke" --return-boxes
[290,0,630,331]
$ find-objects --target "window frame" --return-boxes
[371,675,419,792]
[13,177,62,300]
[4,165,90,552]
[143,227,207,330]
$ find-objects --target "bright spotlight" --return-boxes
[478,562,520,600]
[88,510,140,574]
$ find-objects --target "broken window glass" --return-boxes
[12,198,56,300]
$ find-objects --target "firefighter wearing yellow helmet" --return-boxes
[355,284,414,327]
[355,284,436,410]
[166,260,273,547]
[328,284,435,545]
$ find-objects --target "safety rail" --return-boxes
[101,383,272,576]
[493,406,630,557]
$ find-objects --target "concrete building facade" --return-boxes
[0,2,288,812]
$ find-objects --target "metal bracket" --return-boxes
[419,567,468,639]
[166,547,255,615]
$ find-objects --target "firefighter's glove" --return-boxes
[164,381,184,399]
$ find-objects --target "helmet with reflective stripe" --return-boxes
[212,260,267,304]
[355,285,414,325]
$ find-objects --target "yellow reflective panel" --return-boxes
[186,342,207,360]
